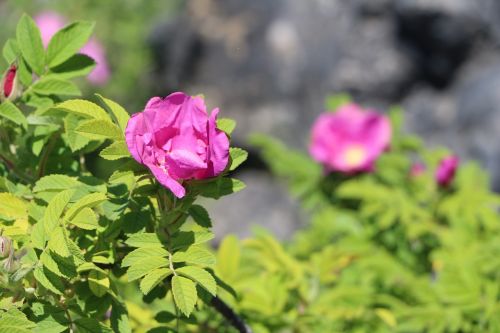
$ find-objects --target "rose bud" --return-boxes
[435,155,459,187]
[125,92,230,198]
[0,236,12,258]
[0,63,20,102]
[309,103,391,173]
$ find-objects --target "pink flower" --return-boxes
[125,92,230,198]
[34,11,66,48]
[435,155,459,187]
[34,11,110,85]
[410,163,426,177]
[309,103,391,173]
[80,38,110,85]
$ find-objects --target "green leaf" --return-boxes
[16,14,45,75]
[95,94,130,131]
[49,54,96,79]
[76,119,123,141]
[110,301,131,333]
[127,256,169,282]
[41,251,76,279]
[54,99,110,120]
[47,226,71,257]
[33,266,64,295]
[43,189,75,236]
[325,93,351,111]
[217,118,236,135]
[216,235,240,281]
[99,141,130,160]
[2,39,19,64]
[46,21,94,68]
[171,275,197,317]
[64,114,91,152]
[122,247,169,268]
[0,101,27,129]
[88,270,110,297]
[65,192,107,220]
[74,318,113,333]
[33,175,81,193]
[172,246,216,267]
[195,178,246,199]
[140,268,172,295]
[229,147,248,171]
[31,303,68,333]
[0,308,35,333]
[172,230,215,251]
[125,233,163,248]
[32,77,81,96]
[176,266,216,296]
[188,205,212,228]
[68,207,98,230]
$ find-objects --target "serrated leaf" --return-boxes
[65,192,106,220]
[0,309,35,333]
[0,192,27,220]
[33,266,64,295]
[54,99,110,120]
[17,14,44,75]
[41,251,76,279]
[176,266,216,296]
[140,268,172,295]
[46,21,94,68]
[188,205,212,228]
[195,178,246,199]
[74,318,113,333]
[100,140,130,160]
[171,275,197,317]
[172,246,216,267]
[76,119,123,141]
[68,207,98,230]
[64,114,91,152]
[77,262,106,275]
[217,118,236,135]
[122,247,169,268]
[0,101,27,129]
[127,256,169,282]
[88,270,109,297]
[43,189,75,235]
[31,220,47,250]
[110,301,131,333]
[49,53,96,79]
[33,175,81,192]
[47,226,70,257]
[32,77,81,96]
[95,94,130,131]
[172,230,215,251]
[125,233,163,248]
[2,39,19,64]
[229,147,248,171]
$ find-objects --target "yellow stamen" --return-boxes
[344,145,366,167]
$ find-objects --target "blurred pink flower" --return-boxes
[435,155,459,187]
[309,103,391,173]
[34,11,110,85]
[125,92,230,198]
[410,162,426,177]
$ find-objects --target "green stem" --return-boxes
[37,132,60,178]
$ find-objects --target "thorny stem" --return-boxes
[210,296,253,333]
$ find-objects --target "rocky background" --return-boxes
[148,0,500,239]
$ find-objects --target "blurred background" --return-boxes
[2,0,500,240]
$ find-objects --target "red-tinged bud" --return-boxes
[0,63,20,102]
[0,236,12,258]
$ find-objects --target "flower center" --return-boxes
[343,145,366,167]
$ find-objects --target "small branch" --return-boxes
[210,296,252,333]
[37,132,60,178]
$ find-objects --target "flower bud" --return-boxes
[0,236,12,258]
[0,63,20,102]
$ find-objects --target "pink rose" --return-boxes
[435,155,459,187]
[34,11,110,85]
[309,103,391,173]
[125,92,230,198]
